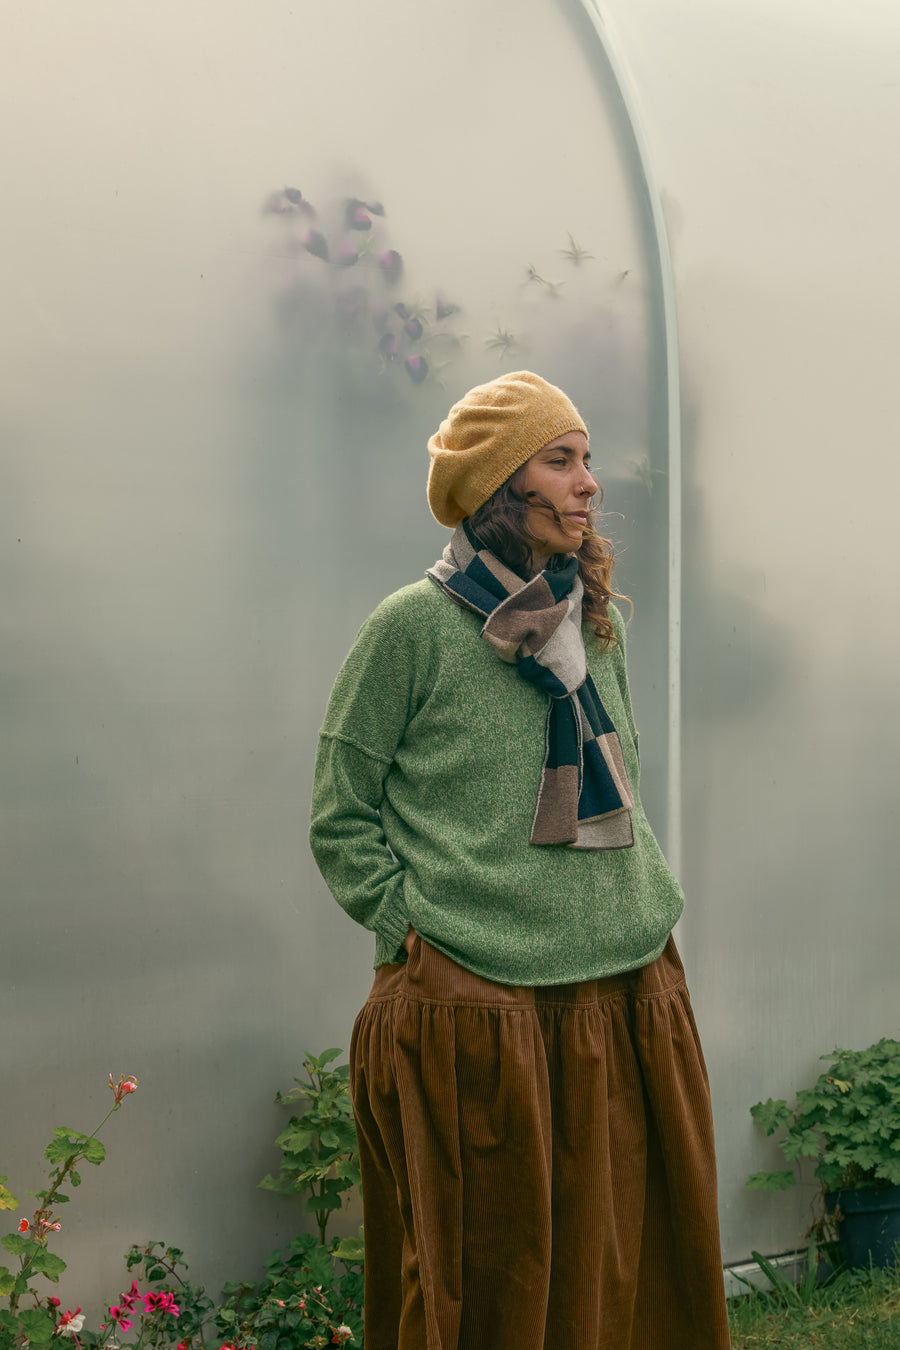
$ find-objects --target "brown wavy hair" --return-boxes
[468,464,629,648]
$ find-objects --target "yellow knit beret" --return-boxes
[426,371,588,528]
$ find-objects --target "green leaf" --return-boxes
[70,1170,82,1188]
[751,1250,800,1306]
[800,1230,818,1303]
[0,1267,14,1297]
[307,1048,343,1069]
[304,1191,345,1214]
[1,1233,36,1257]
[332,1237,365,1263]
[782,1127,822,1161]
[80,1138,106,1165]
[0,1181,19,1213]
[31,1250,66,1280]
[18,1309,56,1344]
[745,1169,796,1192]
[750,1099,792,1136]
[43,1139,81,1165]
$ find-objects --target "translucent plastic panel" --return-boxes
[0,0,668,1305]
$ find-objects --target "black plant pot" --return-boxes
[825,1185,900,1269]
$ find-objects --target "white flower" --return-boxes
[335,1329,353,1343]
[58,1315,85,1337]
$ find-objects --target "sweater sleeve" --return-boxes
[309,588,435,962]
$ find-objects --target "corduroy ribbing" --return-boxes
[350,935,731,1350]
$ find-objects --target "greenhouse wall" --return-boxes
[2,0,899,1313]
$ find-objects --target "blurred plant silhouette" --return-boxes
[261,184,611,397]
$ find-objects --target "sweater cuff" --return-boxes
[375,900,411,964]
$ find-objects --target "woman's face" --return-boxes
[520,430,598,559]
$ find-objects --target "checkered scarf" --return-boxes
[427,521,635,850]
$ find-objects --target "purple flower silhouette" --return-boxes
[263,191,291,215]
[284,187,304,205]
[365,200,385,216]
[379,332,398,360]
[404,317,423,341]
[345,199,373,230]
[405,354,428,384]
[378,250,404,285]
[303,230,329,262]
[332,240,360,267]
[394,302,410,320]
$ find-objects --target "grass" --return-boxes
[728,1261,900,1348]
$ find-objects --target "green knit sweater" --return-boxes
[309,581,684,985]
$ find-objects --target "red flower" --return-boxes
[18,1219,29,1232]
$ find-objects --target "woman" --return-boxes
[309,372,731,1350]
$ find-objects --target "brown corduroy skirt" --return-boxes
[349,933,731,1350]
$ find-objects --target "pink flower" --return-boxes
[18,1219,29,1232]
[110,1304,134,1329]
[143,1291,179,1316]
[49,1298,61,1308]
[404,317,423,341]
[120,1282,140,1311]
[109,1073,139,1104]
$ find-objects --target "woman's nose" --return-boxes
[580,468,599,497]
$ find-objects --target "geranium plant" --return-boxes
[747,1037,900,1195]
[259,1049,361,1248]
[0,1074,139,1348]
[1,1054,365,1349]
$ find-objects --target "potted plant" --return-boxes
[747,1037,900,1270]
